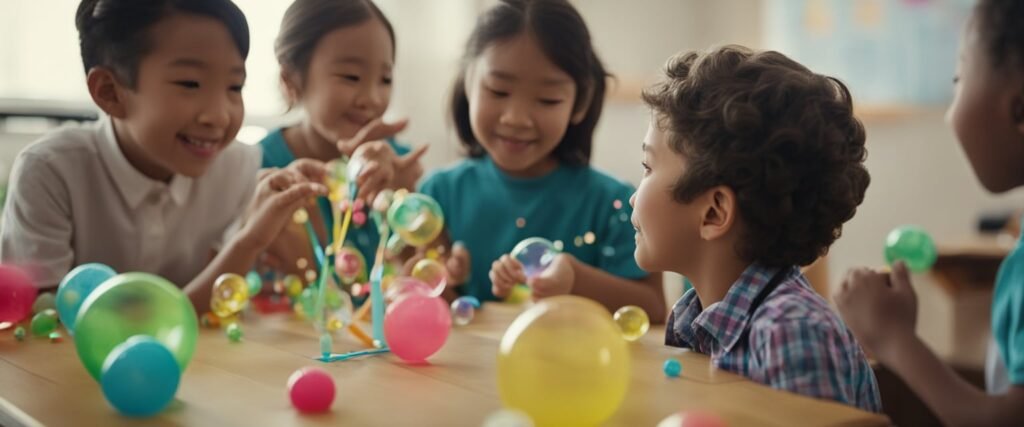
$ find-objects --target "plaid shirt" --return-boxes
[666,263,881,413]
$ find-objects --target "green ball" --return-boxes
[32,293,56,314]
[74,273,198,381]
[13,326,26,341]
[225,323,243,342]
[884,226,937,273]
[30,309,58,337]
[245,271,262,297]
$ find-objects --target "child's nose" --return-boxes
[629,192,637,208]
[499,102,532,129]
[198,96,232,130]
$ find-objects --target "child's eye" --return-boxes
[337,74,360,82]
[641,161,651,174]
[539,99,563,106]
[382,76,393,85]
[229,84,244,93]
[487,88,509,98]
[173,80,200,89]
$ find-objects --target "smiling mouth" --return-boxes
[178,134,222,158]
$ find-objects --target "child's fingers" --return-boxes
[268,182,328,211]
[489,270,512,297]
[356,161,392,202]
[502,255,527,284]
[395,145,428,168]
[494,256,520,284]
[490,259,516,288]
[287,158,328,182]
[337,119,409,154]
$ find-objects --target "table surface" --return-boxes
[0,303,889,427]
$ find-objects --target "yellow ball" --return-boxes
[411,258,447,296]
[613,305,650,342]
[505,284,531,305]
[387,193,444,247]
[210,274,249,318]
[284,274,304,298]
[498,296,629,426]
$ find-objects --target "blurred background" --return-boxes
[2,2,1022,419]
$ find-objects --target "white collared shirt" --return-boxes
[0,116,260,289]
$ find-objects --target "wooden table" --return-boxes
[0,303,888,427]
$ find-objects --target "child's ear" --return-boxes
[698,185,737,241]
[279,68,303,106]
[86,67,127,118]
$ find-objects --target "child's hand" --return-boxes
[336,118,408,156]
[834,261,918,362]
[400,242,471,288]
[392,145,429,191]
[529,253,575,300]
[285,158,328,184]
[490,254,526,299]
[239,167,328,253]
[446,242,471,287]
[350,140,397,204]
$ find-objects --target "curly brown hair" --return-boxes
[642,45,870,267]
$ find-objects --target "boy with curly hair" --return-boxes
[630,45,880,411]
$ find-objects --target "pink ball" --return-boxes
[384,277,432,302]
[287,368,335,413]
[384,293,451,363]
[683,412,727,427]
[0,265,36,323]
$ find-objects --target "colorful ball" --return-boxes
[498,296,630,426]
[663,358,682,378]
[450,297,476,326]
[613,305,651,341]
[288,367,335,413]
[32,292,56,314]
[384,293,451,363]
[100,336,180,417]
[411,258,447,297]
[30,308,58,337]
[225,323,243,342]
[884,225,937,273]
[245,270,262,297]
[13,326,26,341]
[74,273,198,381]
[211,273,250,318]
[384,277,433,302]
[511,238,558,279]
[334,247,366,284]
[482,408,535,427]
[387,193,445,247]
[0,264,37,324]
[56,263,116,334]
[657,411,728,427]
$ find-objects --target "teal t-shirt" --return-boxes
[258,128,410,264]
[992,223,1024,388]
[419,156,648,302]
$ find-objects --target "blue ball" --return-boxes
[663,358,682,378]
[101,336,180,417]
[459,296,481,309]
[56,263,116,334]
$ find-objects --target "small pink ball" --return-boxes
[287,367,335,413]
